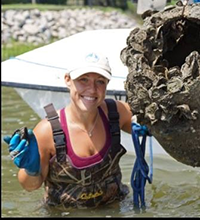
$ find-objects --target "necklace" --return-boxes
[71,111,99,137]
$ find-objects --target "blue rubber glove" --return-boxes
[4,129,41,176]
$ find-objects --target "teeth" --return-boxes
[83,96,95,101]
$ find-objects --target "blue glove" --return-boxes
[4,128,41,176]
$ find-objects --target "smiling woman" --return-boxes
[3,51,133,210]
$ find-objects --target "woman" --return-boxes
[4,52,133,209]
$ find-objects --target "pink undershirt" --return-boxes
[60,107,111,169]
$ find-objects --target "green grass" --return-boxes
[2,1,178,12]
[1,4,69,11]
[1,3,125,12]
[168,0,178,5]
[2,41,47,61]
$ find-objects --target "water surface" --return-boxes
[2,87,200,217]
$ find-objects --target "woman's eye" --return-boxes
[97,80,106,85]
[79,77,88,82]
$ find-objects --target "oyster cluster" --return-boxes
[121,2,200,167]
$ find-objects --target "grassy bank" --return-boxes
[2,3,140,61]
[1,3,127,12]
[2,41,47,61]
[1,0,178,11]
[2,1,177,61]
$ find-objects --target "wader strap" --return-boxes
[44,103,66,162]
[105,99,120,146]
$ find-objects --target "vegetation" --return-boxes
[2,41,47,61]
[1,3,71,11]
[168,0,179,5]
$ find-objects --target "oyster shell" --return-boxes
[121,3,200,167]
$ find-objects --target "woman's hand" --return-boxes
[4,129,41,176]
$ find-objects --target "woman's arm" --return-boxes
[17,118,55,191]
[116,100,133,134]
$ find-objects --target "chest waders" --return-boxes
[43,99,128,208]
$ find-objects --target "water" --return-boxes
[1,86,200,217]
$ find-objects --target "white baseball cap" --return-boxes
[68,52,112,80]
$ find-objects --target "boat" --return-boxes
[2,28,169,157]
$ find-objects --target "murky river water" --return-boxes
[1,86,200,217]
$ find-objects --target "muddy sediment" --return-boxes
[121,2,200,167]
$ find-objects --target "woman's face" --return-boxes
[65,72,109,112]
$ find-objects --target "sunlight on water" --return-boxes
[2,87,200,217]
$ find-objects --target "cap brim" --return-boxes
[70,66,111,80]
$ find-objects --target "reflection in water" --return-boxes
[2,87,200,217]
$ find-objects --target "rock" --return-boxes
[1,8,137,45]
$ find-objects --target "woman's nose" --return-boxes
[88,80,97,91]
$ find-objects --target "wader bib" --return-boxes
[44,99,129,209]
